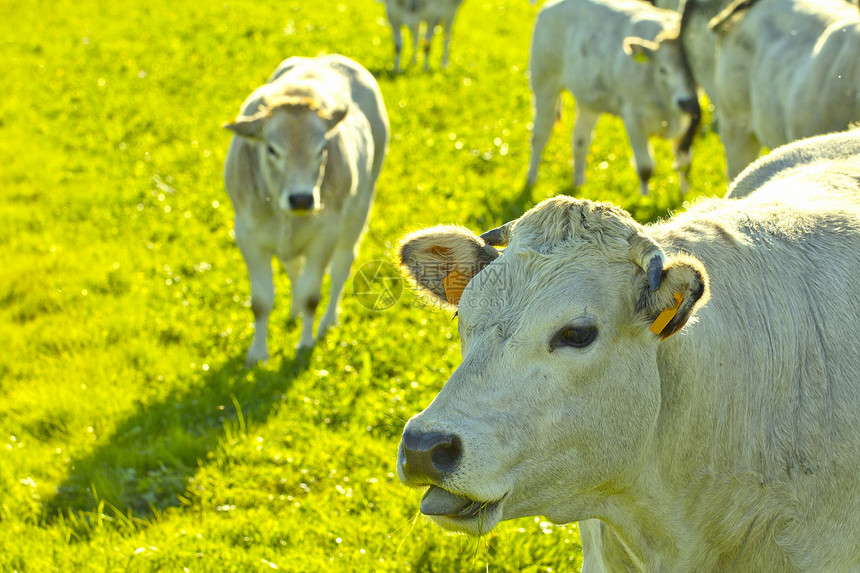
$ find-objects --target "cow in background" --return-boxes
[707,0,860,178]
[382,0,465,72]
[396,129,860,571]
[223,54,389,365]
[526,0,700,196]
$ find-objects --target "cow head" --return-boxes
[396,196,708,535]
[623,31,700,120]
[224,94,348,215]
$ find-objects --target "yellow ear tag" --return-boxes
[649,292,684,336]
[633,51,649,64]
[443,269,469,305]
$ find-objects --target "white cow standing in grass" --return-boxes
[396,129,860,571]
[526,0,701,195]
[706,0,860,179]
[223,54,389,365]
[382,0,465,72]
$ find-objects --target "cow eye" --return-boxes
[266,144,278,157]
[551,326,598,350]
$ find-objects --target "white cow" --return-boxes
[695,0,860,179]
[526,0,701,196]
[396,129,860,571]
[223,54,389,365]
[382,0,465,72]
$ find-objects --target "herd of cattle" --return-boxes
[222,0,860,570]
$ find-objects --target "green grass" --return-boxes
[0,0,727,570]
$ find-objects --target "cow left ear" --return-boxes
[397,225,501,309]
[224,113,268,139]
[634,254,710,340]
[323,105,348,134]
[623,36,659,63]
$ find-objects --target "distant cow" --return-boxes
[223,54,389,365]
[526,0,700,196]
[383,0,465,72]
[396,129,860,570]
[707,0,860,178]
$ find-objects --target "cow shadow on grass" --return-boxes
[46,348,312,522]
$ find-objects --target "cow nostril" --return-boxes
[288,194,314,211]
[431,436,461,473]
[401,429,462,483]
[677,97,700,115]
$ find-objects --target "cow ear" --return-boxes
[634,254,709,340]
[224,96,270,139]
[623,36,658,63]
[224,112,267,139]
[323,105,348,135]
[397,225,501,309]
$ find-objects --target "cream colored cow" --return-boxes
[527,0,700,196]
[223,54,389,364]
[396,129,860,571]
[382,0,465,72]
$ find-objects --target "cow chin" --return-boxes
[427,498,505,536]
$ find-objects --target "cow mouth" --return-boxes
[420,485,503,526]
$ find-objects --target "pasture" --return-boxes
[0,0,726,570]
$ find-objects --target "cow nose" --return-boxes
[288,193,315,212]
[676,96,701,116]
[401,428,462,484]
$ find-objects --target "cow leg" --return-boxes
[622,114,655,196]
[239,243,274,367]
[279,255,305,323]
[526,85,562,186]
[410,23,420,67]
[572,108,600,189]
[292,262,325,350]
[423,22,435,71]
[440,19,454,69]
[721,119,761,182]
[317,244,358,341]
[390,21,404,72]
[671,140,692,197]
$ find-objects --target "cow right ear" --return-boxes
[397,225,501,309]
[634,254,710,340]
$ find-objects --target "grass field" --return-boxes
[1,0,728,570]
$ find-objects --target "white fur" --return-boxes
[527,0,699,195]
[398,129,860,571]
[223,54,389,364]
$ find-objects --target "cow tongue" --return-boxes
[420,486,472,516]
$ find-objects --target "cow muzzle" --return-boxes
[399,427,462,485]
[676,96,701,117]
[279,189,318,214]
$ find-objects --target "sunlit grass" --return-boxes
[0,0,727,570]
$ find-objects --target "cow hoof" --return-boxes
[245,351,269,369]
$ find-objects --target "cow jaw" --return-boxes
[420,486,505,535]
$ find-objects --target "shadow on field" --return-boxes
[46,350,312,522]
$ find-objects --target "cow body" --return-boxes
[397,130,860,570]
[526,0,700,195]
[383,0,465,72]
[710,0,860,178]
[223,54,389,364]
